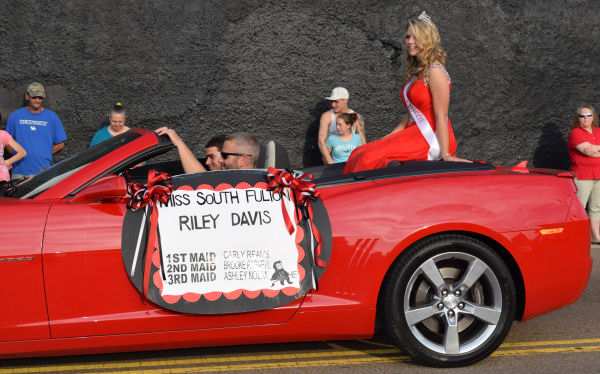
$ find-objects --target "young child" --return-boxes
[0,129,27,181]
[325,112,364,163]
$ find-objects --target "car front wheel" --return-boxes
[383,235,516,367]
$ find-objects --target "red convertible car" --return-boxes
[0,129,592,367]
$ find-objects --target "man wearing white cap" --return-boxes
[318,87,365,164]
[6,82,67,178]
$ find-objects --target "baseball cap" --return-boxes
[27,82,46,98]
[325,87,349,100]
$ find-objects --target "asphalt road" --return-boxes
[2,246,598,374]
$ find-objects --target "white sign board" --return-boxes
[157,187,301,296]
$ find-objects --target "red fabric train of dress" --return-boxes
[343,76,457,174]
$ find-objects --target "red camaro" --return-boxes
[0,129,592,367]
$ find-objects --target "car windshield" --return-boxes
[11,132,143,199]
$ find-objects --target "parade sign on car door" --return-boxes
[122,169,331,314]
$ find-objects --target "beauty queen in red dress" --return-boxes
[343,63,457,173]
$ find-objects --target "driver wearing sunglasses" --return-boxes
[220,133,259,170]
[155,127,258,172]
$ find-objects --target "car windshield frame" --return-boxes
[10,132,143,199]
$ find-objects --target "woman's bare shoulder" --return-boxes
[425,62,450,86]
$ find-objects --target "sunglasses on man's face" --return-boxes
[221,151,253,159]
[579,113,593,118]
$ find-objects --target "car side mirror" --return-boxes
[70,174,127,204]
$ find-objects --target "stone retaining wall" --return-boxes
[1,0,598,169]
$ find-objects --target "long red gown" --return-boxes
[343,76,457,173]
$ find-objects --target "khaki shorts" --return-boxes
[575,178,600,220]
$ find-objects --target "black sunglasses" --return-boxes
[221,151,253,159]
[579,113,593,118]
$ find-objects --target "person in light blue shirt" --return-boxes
[325,112,364,163]
[6,82,67,178]
[318,87,366,164]
[89,103,129,146]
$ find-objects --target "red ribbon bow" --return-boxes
[127,170,173,297]
[266,167,320,206]
[266,167,326,267]
[266,167,319,234]
[127,170,173,210]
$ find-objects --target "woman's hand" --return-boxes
[442,153,472,163]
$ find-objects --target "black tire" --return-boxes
[382,234,516,367]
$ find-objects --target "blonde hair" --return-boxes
[405,18,447,81]
[570,104,599,129]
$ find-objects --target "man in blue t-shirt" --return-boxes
[6,82,67,178]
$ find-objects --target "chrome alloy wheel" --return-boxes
[403,251,502,355]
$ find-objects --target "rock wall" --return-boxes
[1,0,599,170]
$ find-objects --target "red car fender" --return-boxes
[313,172,583,324]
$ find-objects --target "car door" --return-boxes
[42,183,302,338]
[0,199,51,341]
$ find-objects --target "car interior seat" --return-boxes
[257,140,291,170]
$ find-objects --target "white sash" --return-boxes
[403,78,441,160]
